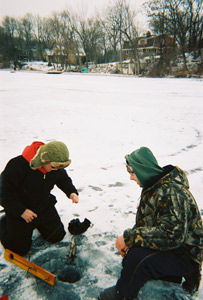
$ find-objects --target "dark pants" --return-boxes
[0,206,66,255]
[99,247,194,300]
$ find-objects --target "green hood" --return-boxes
[125,147,164,187]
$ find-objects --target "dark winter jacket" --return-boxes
[124,165,203,265]
[0,148,78,219]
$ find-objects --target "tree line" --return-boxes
[0,0,202,72]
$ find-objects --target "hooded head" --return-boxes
[30,141,71,170]
[125,147,164,188]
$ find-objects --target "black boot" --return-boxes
[182,261,202,295]
[0,214,7,242]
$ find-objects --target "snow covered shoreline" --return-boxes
[5,56,203,78]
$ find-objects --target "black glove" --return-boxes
[68,218,91,235]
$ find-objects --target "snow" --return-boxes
[0,69,203,299]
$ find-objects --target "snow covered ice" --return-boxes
[0,70,203,299]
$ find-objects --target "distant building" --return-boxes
[45,46,86,70]
[123,31,176,60]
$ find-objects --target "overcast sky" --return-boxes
[0,0,147,22]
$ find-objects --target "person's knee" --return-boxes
[1,237,32,255]
[45,227,66,243]
[0,218,31,255]
[98,286,118,300]
[47,233,65,243]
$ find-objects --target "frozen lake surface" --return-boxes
[0,70,203,299]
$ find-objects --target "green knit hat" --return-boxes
[30,141,71,170]
[125,147,164,187]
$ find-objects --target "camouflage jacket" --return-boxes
[124,166,203,265]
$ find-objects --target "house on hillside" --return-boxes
[123,31,175,60]
[45,46,86,71]
[121,31,176,74]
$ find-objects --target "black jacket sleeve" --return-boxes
[55,169,78,198]
[0,156,28,218]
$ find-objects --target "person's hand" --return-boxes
[116,235,128,258]
[21,209,38,223]
[70,193,79,204]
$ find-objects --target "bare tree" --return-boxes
[58,10,78,67]
[118,1,140,73]
[146,0,203,68]
[168,0,191,68]
[1,16,19,64]
[76,16,105,66]
[2,16,17,37]
[145,0,170,60]
[102,0,140,74]
[187,0,203,56]
[44,10,79,68]
[19,13,35,61]
[46,12,64,65]
[34,16,48,61]
[101,5,121,62]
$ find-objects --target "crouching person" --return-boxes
[0,141,79,255]
[99,147,203,300]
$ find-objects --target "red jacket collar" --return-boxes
[22,141,46,174]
